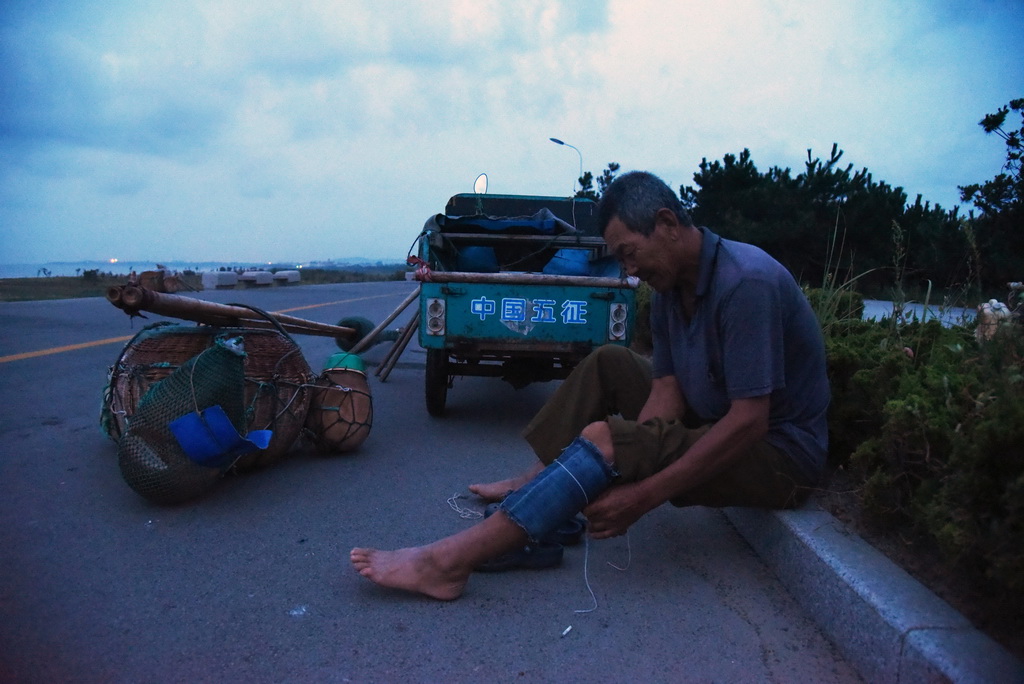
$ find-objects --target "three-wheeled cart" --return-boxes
[413,193,636,416]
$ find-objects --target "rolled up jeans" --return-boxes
[499,436,617,543]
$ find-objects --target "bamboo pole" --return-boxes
[418,271,633,288]
[111,286,358,340]
[376,312,419,382]
[348,285,421,354]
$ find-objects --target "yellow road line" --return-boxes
[0,336,136,363]
[274,293,398,314]
[0,291,409,364]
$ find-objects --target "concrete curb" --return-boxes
[724,506,1024,684]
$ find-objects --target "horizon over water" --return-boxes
[0,257,402,279]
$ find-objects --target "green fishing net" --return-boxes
[117,337,247,504]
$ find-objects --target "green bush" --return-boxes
[827,315,1024,610]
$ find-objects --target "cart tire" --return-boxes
[425,349,449,417]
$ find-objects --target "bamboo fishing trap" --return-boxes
[102,286,384,503]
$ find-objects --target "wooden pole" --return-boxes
[348,285,421,354]
[111,286,358,340]
[418,271,633,288]
[376,312,419,382]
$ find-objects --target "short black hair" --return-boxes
[597,171,693,236]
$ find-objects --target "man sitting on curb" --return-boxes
[350,170,830,600]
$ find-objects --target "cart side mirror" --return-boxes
[474,173,488,194]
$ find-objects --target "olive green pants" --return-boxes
[521,345,813,509]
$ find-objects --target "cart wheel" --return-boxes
[425,349,449,417]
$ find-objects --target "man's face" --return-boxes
[604,214,680,293]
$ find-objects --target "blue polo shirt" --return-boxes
[650,227,830,481]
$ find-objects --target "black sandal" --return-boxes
[476,542,564,572]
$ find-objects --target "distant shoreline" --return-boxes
[0,259,404,279]
[0,264,410,302]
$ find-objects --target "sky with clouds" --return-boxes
[1,0,1021,267]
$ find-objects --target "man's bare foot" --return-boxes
[468,462,544,502]
[350,546,469,601]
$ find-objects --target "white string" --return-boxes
[555,460,590,504]
[446,493,483,519]
[574,530,632,614]
[608,533,632,571]
[574,533,598,613]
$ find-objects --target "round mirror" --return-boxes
[473,173,488,194]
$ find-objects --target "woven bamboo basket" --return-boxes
[102,323,314,471]
[304,367,373,453]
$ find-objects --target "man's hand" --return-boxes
[582,482,658,539]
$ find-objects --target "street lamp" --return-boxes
[549,137,583,195]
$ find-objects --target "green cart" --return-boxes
[414,193,637,416]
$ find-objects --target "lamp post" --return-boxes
[549,137,583,195]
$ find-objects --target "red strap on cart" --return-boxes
[407,256,433,282]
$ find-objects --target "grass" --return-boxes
[0,274,165,302]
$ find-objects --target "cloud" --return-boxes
[0,0,1020,265]
[1,24,232,170]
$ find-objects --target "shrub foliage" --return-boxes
[818,302,1024,612]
